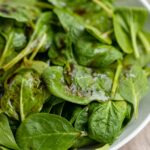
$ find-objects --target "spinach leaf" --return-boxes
[118,65,148,116]
[0,19,27,66]
[96,144,110,150]
[85,25,112,44]
[49,0,113,33]
[88,101,128,144]
[138,31,150,53]
[113,7,148,58]
[0,146,10,150]
[16,113,81,150]
[0,114,19,150]
[0,34,5,57]
[54,8,84,41]
[48,97,65,116]
[74,106,89,131]
[2,12,53,71]
[42,96,64,113]
[42,65,113,105]
[74,32,122,67]
[1,69,50,120]
[71,106,96,148]
[48,31,75,66]
[54,6,112,44]
[21,60,49,75]
[0,0,40,22]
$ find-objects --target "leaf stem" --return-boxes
[2,32,46,71]
[35,2,53,9]
[20,79,25,121]
[93,0,113,17]
[144,67,150,77]
[29,34,47,60]
[0,32,14,66]
[131,27,139,59]
[111,60,122,98]
[138,31,150,54]
[2,44,32,71]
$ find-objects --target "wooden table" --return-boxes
[120,122,150,150]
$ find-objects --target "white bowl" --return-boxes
[110,91,150,150]
[110,1,150,149]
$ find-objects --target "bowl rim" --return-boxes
[110,114,150,150]
[141,0,150,10]
[110,1,150,149]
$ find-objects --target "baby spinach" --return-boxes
[42,65,113,105]
[74,32,122,67]
[74,106,89,131]
[0,0,150,149]
[42,96,64,113]
[0,0,40,23]
[0,146,10,150]
[16,113,81,150]
[71,106,95,148]
[0,114,19,150]
[118,65,148,117]
[48,30,76,66]
[96,144,110,150]
[1,69,50,120]
[54,8,84,42]
[0,20,27,66]
[138,31,150,53]
[2,12,53,71]
[113,7,148,58]
[88,101,128,144]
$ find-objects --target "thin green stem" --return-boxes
[131,25,139,59]
[0,32,14,66]
[144,67,150,77]
[29,34,47,60]
[36,2,53,9]
[20,79,25,122]
[111,60,122,99]
[93,0,113,17]
[2,30,47,71]
[138,31,150,54]
[2,43,32,71]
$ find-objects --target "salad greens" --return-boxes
[0,0,150,149]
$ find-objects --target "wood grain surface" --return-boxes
[120,122,150,150]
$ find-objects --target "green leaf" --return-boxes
[0,0,40,22]
[42,96,64,113]
[0,146,10,150]
[138,31,150,53]
[85,25,112,44]
[118,65,148,116]
[96,144,110,150]
[71,106,95,148]
[16,113,81,150]
[0,34,5,57]
[21,60,49,75]
[54,8,84,41]
[42,65,113,105]
[113,7,148,58]
[1,70,50,120]
[74,32,122,67]
[0,20,27,66]
[48,31,76,66]
[0,114,19,150]
[50,0,113,43]
[74,107,89,131]
[2,12,53,71]
[88,101,128,143]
